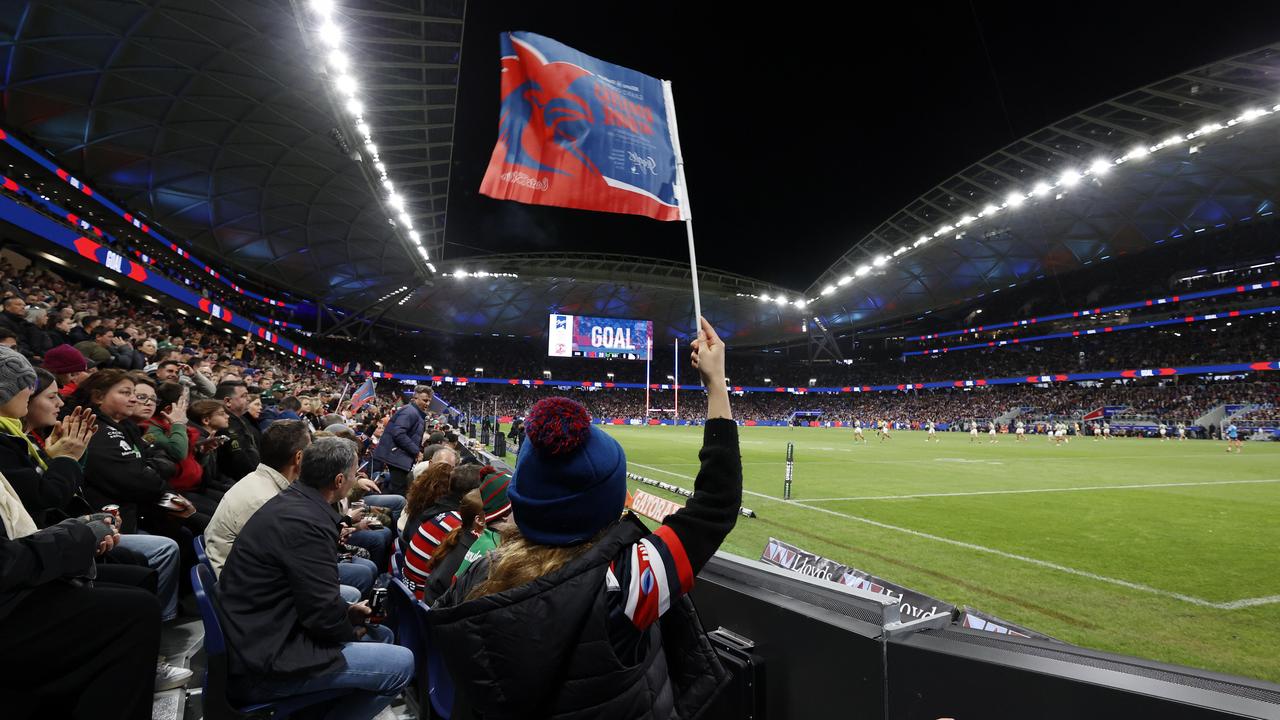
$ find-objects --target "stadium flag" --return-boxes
[349,378,376,412]
[481,31,704,331]
[1082,407,1104,422]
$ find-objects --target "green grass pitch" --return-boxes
[601,424,1280,684]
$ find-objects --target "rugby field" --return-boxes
[603,425,1280,684]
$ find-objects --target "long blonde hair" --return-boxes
[466,524,608,601]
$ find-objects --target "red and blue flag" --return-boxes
[349,377,376,412]
[480,32,684,221]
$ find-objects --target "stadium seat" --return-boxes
[193,534,213,576]
[387,575,453,719]
[189,565,351,719]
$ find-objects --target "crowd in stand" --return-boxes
[0,253,745,720]
[437,378,1280,428]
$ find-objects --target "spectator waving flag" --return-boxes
[480,31,704,330]
[349,377,376,412]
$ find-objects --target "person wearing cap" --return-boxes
[451,466,512,582]
[402,464,482,593]
[42,343,96,398]
[419,488,483,604]
[430,318,742,719]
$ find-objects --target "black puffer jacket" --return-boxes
[428,516,728,720]
[428,419,743,720]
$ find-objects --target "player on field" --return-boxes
[1226,423,1242,453]
[1015,419,1025,441]
[1177,421,1186,441]
[1102,421,1111,439]
[879,420,892,441]
[968,420,979,443]
[1158,422,1168,441]
[926,419,938,442]
[853,419,866,443]
[987,421,998,444]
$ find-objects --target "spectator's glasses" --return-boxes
[135,395,157,405]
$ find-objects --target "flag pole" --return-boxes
[673,337,679,423]
[662,80,702,336]
[336,381,351,412]
[645,336,652,417]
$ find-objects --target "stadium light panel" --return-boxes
[310,0,334,13]
[982,204,999,216]
[855,264,871,277]
[329,51,349,73]
[759,293,770,302]
[334,74,358,96]
[872,255,888,267]
[1006,192,1025,206]
[1058,170,1081,187]
[822,284,836,295]
[837,275,852,286]
[1032,181,1051,196]
[344,98,363,115]
[1126,145,1149,160]
[1089,158,1111,175]
[775,296,788,306]
[318,22,342,48]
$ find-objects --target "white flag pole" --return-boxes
[673,337,679,422]
[645,336,652,416]
[662,80,702,338]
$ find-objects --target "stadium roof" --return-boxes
[806,42,1280,334]
[3,4,1279,348]
[0,0,460,301]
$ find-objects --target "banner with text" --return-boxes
[759,537,953,621]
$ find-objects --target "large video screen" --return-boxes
[548,313,653,360]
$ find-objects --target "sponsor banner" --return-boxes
[959,606,1057,641]
[627,472,755,518]
[759,538,953,621]
[627,490,684,523]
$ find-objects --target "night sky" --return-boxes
[442,1,1280,291]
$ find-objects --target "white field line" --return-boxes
[626,462,1280,610]
[800,478,1280,502]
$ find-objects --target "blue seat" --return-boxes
[193,535,213,576]
[387,575,453,719]
[190,565,350,719]
[422,609,456,720]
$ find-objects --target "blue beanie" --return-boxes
[509,397,626,546]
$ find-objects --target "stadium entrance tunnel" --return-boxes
[691,553,1280,719]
